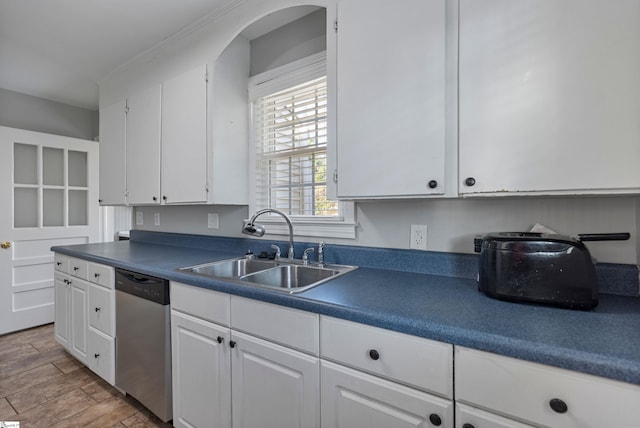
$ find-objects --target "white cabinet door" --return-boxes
[87,328,115,385]
[459,0,640,195]
[172,310,231,428]
[99,99,127,205]
[456,403,536,428]
[68,277,88,364]
[126,84,161,205]
[161,65,208,204]
[321,360,453,428]
[231,330,320,428]
[335,0,446,198]
[54,273,70,348]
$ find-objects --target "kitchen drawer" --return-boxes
[231,296,319,355]
[54,253,69,273]
[88,284,114,336]
[171,281,230,326]
[455,346,640,428]
[320,316,453,398]
[87,328,115,385]
[68,258,89,280]
[88,262,113,289]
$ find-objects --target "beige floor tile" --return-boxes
[81,378,123,403]
[0,343,39,363]
[14,388,97,428]
[0,346,67,380]
[52,353,84,374]
[7,367,96,414]
[30,334,59,352]
[0,397,17,419]
[121,408,173,428]
[49,395,139,428]
[0,363,63,398]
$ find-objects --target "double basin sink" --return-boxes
[178,256,357,294]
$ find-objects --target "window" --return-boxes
[249,53,355,238]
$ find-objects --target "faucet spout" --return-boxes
[242,209,295,259]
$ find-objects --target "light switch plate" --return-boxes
[136,212,144,225]
[208,213,219,229]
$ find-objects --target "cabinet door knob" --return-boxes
[465,177,476,186]
[95,307,101,312]
[462,424,475,428]
[428,413,442,426]
[94,353,100,359]
[56,262,62,266]
[152,196,158,201]
[73,266,79,271]
[94,273,100,279]
[428,180,438,189]
[368,349,380,360]
[229,340,236,348]
[549,398,568,414]
[217,336,224,344]
[162,195,167,201]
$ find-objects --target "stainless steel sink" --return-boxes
[178,257,356,293]
[184,258,278,278]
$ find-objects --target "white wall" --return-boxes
[103,0,640,265]
[0,88,98,140]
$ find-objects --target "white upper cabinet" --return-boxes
[161,64,208,204]
[125,84,162,205]
[98,100,126,205]
[335,0,447,198]
[459,0,640,195]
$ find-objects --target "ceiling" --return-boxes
[0,0,305,111]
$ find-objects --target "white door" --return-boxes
[321,360,454,428]
[335,0,446,198]
[231,330,320,428]
[171,310,231,428]
[0,126,99,335]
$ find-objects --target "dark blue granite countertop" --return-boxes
[52,231,640,386]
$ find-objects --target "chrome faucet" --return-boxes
[242,209,295,259]
[302,247,314,265]
[318,241,325,267]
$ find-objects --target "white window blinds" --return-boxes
[252,76,338,217]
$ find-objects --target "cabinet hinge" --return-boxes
[205,70,208,83]
[333,170,338,184]
[334,19,338,33]
[124,105,129,114]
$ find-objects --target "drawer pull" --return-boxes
[428,413,442,426]
[549,398,568,414]
[56,262,62,266]
[217,336,224,344]
[368,349,380,360]
[73,266,79,271]
[94,273,100,279]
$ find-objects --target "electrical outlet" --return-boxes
[208,213,219,229]
[410,224,428,250]
[154,213,160,226]
[136,212,144,225]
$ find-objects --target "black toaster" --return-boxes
[474,232,629,310]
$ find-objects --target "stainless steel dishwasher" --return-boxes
[115,268,172,422]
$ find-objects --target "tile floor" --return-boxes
[0,323,173,427]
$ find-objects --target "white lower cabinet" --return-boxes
[53,255,115,384]
[320,316,454,428]
[455,403,535,428]
[322,360,453,428]
[231,330,319,428]
[455,346,640,428]
[171,310,231,428]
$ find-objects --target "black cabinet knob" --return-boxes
[462,424,475,428]
[428,413,442,426]
[95,307,101,312]
[549,398,568,414]
[229,340,236,348]
[428,180,438,189]
[56,262,62,266]
[162,195,167,201]
[73,266,79,271]
[369,349,380,360]
[94,273,100,278]
[465,177,476,186]
[94,353,100,359]
[217,336,224,344]
[152,196,157,201]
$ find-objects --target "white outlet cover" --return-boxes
[136,212,144,225]
[410,224,428,250]
[154,213,160,226]
[208,213,219,229]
